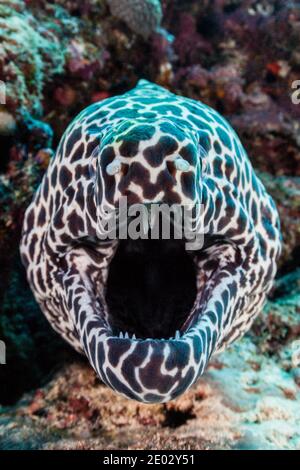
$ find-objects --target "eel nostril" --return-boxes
[174,157,190,172]
[106,158,121,176]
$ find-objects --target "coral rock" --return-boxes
[0,110,16,136]
[107,0,162,39]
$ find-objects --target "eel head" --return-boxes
[64,120,243,402]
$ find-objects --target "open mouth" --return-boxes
[105,238,198,341]
[63,232,240,403]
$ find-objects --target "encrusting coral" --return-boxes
[107,0,162,38]
[0,0,66,117]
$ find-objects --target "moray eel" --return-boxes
[20,80,281,403]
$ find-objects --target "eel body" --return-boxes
[20,80,281,403]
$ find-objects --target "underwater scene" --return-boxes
[0,0,299,451]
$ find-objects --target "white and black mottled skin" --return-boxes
[20,80,281,403]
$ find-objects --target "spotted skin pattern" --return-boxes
[20,80,281,403]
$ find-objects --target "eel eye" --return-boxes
[174,156,190,172]
[106,158,122,176]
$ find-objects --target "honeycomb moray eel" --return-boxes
[20,80,282,403]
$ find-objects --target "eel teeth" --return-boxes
[118,331,135,339]
[118,331,181,340]
[169,331,181,340]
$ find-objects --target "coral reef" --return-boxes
[0,0,299,449]
[0,0,67,117]
[107,0,162,38]
[258,172,300,269]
